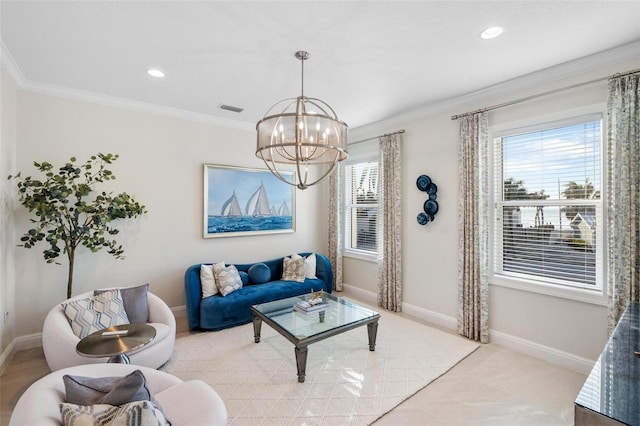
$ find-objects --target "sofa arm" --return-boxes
[302,252,334,293]
[184,264,204,330]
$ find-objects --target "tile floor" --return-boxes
[0,308,587,425]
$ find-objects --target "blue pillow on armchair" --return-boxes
[248,263,271,284]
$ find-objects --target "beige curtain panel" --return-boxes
[377,133,403,312]
[457,112,490,344]
[606,73,640,333]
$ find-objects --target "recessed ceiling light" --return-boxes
[480,26,504,40]
[146,69,165,78]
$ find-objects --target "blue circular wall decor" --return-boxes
[416,174,438,225]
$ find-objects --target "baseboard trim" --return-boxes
[0,333,41,375]
[171,305,186,317]
[341,283,594,375]
[489,329,594,375]
[0,340,16,375]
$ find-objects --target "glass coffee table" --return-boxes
[251,293,380,382]
[76,323,156,364]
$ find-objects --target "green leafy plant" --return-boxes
[8,153,147,298]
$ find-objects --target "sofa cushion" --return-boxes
[248,263,271,284]
[282,257,305,282]
[213,263,243,296]
[63,370,151,406]
[62,290,130,339]
[59,400,169,426]
[94,284,149,324]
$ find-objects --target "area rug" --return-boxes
[162,303,479,425]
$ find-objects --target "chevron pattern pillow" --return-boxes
[62,290,130,339]
[212,263,243,296]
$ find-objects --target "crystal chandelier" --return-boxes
[256,51,349,190]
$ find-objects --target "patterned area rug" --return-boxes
[162,302,479,425]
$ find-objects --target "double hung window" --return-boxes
[344,160,379,256]
[492,115,603,294]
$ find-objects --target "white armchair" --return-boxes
[42,289,176,371]
[10,363,227,426]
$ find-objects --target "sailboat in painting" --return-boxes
[206,170,293,236]
[245,181,271,216]
[278,201,290,216]
[220,191,242,216]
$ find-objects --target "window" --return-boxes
[492,115,603,293]
[345,160,379,255]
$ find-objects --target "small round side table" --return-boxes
[76,323,156,364]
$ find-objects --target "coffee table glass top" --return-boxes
[252,293,378,341]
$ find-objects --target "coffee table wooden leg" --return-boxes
[367,320,379,351]
[295,346,308,383]
[252,316,262,343]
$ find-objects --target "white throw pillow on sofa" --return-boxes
[200,264,218,298]
[292,253,317,279]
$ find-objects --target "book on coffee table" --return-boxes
[294,300,329,313]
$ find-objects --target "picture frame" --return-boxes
[203,164,296,238]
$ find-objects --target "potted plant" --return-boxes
[8,153,147,298]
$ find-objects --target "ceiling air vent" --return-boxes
[218,104,244,113]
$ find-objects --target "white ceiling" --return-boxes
[2,1,639,130]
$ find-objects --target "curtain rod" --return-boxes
[349,129,405,146]
[450,67,640,121]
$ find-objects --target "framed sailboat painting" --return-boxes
[203,164,296,238]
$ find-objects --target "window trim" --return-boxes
[488,108,608,306]
[343,153,379,261]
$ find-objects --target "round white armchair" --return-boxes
[9,363,227,426]
[42,289,176,371]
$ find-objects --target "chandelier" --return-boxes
[256,51,349,190]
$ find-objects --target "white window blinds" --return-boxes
[493,116,602,290]
[345,161,378,254]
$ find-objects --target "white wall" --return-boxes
[0,69,17,355]
[345,49,640,366]
[12,91,327,337]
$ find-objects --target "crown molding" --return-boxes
[4,35,639,135]
[20,80,256,131]
[352,40,640,133]
[0,37,254,131]
[0,39,25,85]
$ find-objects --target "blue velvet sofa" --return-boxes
[184,252,333,331]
